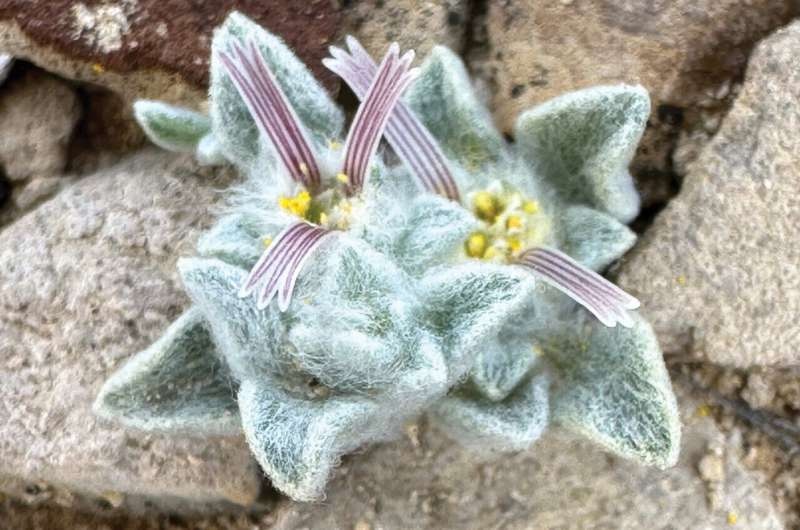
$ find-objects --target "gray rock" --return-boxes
[0,67,80,182]
[618,22,800,367]
[274,388,782,530]
[0,150,261,512]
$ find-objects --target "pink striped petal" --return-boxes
[516,246,639,328]
[240,221,334,312]
[338,42,418,194]
[219,41,321,189]
[323,37,460,201]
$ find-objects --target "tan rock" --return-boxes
[343,0,469,59]
[618,22,800,367]
[0,150,261,512]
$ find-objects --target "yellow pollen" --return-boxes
[262,236,273,248]
[523,200,539,214]
[676,275,687,286]
[279,190,312,218]
[92,63,105,74]
[473,191,498,222]
[336,172,350,184]
[507,237,522,253]
[483,246,498,260]
[328,139,342,150]
[727,512,738,525]
[465,232,488,258]
[506,215,523,230]
[319,212,328,225]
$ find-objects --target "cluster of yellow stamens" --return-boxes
[464,187,544,262]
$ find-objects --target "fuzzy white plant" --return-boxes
[95,12,680,501]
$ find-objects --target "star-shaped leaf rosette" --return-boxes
[96,12,680,502]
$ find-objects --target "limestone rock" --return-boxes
[0,150,261,512]
[0,67,79,182]
[343,0,468,59]
[618,22,800,367]
[0,1,341,108]
[274,388,782,529]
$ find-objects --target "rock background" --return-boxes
[1,1,800,529]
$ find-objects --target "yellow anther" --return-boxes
[262,236,273,248]
[506,215,523,230]
[465,232,488,258]
[328,139,342,150]
[299,162,309,176]
[319,212,328,225]
[336,172,350,184]
[676,275,687,286]
[507,237,522,253]
[278,190,312,218]
[727,512,738,525]
[473,191,498,222]
[483,246,498,260]
[696,404,711,417]
[92,63,105,74]
[523,200,539,214]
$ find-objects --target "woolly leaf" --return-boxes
[433,371,549,454]
[419,263,534,384]
[559,205,637,271]
[196,133,226,166]
[406,46,507,175]
[209,12,344,168]
[238,377,385,501]
[94,307,239,435]
[178,257,288,381]
[515,85,649,223]
[133,100,211,152]
[392,194,478,274]
[288,238,429,393]
[546,313,681,468]
[470,335,539,402]
[196,213,264,269]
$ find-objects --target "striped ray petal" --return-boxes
[239,221,334,311]
[334,41,420,195]
[324,37,460,200]
[219,40,321,189]
[516,246,640,328]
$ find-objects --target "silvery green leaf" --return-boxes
[406,46,507,176]
[559,205,637,271]
[196,213,264,269]
[546,313,680,468]
[94,307,239,435]
[419,263,534,384]
[133,100,211,153]
[470,335,539,402]
[195,133,226,166]
[515,85,650,223]
[288,238,421,393]
[178,257,288,381]
[392,194,478,275]
[238,377,385,501]
[209,11,344,168]
[432,371,549,454]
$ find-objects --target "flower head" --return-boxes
[326,41,639,328]
[218,38,418,311]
